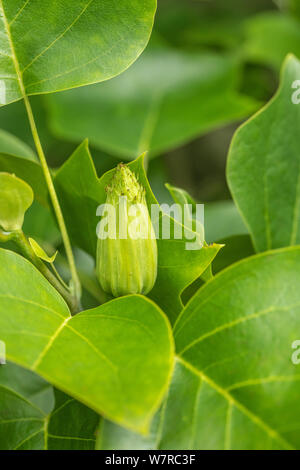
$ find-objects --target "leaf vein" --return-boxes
[0,293,68,320]
[24,36,126,91]
[13,428,44,450]
[31,316,71,370]
[0,417,43,425]
[177,357,294,450]
[9,0,30,26]
[21,0,95,74]
[66,323,118,371]
[78,314,156,342]
[178,302,300,356]
[227,375,300,391]
[47,433,95,442]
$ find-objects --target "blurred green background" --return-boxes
[0,0,299,240]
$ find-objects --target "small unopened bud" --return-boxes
[96,164,157,297]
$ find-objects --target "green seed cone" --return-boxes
[96,164,157,297]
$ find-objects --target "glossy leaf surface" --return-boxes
[227,55,300,252]
[0,363,98,449]
[0,0,157,105]
[99,248,300,450]
[0,249,174,433]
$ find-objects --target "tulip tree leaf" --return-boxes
[46,389,99,450]
[0,380,47,450]
[227,54,300,252]
[98,247,300,450]
[174,247,300,450]
[0,172,33,230]
[0,0,157,106]
[54,141,222,323]
[0,248,174,434]
[0,362,54,414]
[46,48,258,159]
[0,363,99,450]
[0,362,53,450]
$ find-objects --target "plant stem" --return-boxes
[22,94,81,306]
[12,230,77,313]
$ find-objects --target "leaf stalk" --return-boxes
[22,94,81,309]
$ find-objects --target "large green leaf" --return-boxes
[0,0,156,106]
[0,362,54,414]
[174,247,300,449]
[99,247,300,450]
[0,363,99,449]
[46,389,99,450]
[0,362,53,450]
[0,248,173,434]
[54,141,222,323]
[46,47,258,159]
[98,358,250,450]
[227,54,300,252]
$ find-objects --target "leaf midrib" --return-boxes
[0,0,97,95]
